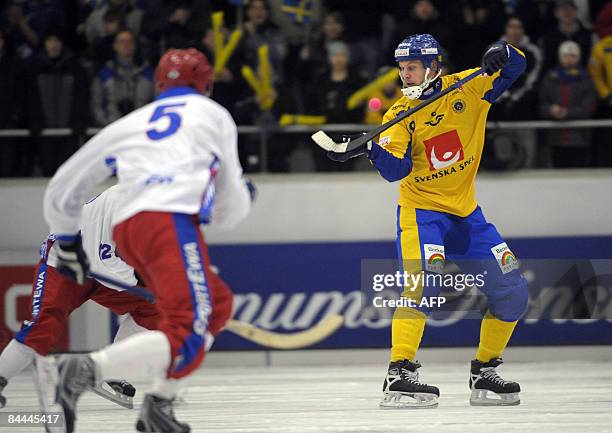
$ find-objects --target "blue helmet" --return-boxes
[394,34,442,72]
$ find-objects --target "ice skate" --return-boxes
[136,393,190,433]
[380,360,439,409]
[91,379,136,409]
[56,355,98,433]
[469,358,520,406]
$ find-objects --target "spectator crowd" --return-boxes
[0,0,611,174]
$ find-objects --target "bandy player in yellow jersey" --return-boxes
[328,34,528,408]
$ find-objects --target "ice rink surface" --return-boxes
[3,360,612,433]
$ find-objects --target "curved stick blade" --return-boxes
[225,315,344,349]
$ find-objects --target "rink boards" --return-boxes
[208,236,612,350]
[3,235,611,352]
[0,172,611,351]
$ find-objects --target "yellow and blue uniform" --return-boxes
[370,45,529,363]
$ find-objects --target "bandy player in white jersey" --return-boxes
[0,185,161,410]
[43,48,252,433]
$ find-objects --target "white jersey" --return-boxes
[43,88,251,237]
[47,186,137,291]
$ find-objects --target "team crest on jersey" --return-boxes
[379,136,391,147]
[491,242,519,274]
[423,130,465,171]
[452,99,466,113]
[424,244,445,273]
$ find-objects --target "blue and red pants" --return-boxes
[113,211,233,379]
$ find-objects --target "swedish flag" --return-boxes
[281,0,313,24]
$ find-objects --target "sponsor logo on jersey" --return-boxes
[423,129,464,171]
[145,175,174,185]
[413,155,475,183]
[379,136,391,147]
[452,99,466,113]
[425,111,445,126]
[424,244,445,273]
[491,242,519,274]
[391,103,409,114]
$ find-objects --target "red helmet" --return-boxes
[155,48,214,95]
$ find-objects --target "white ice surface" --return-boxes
[3,360,612,433]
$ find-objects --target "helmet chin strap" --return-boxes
[400,67,442,100]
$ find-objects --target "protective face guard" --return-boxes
[399,66,442,100]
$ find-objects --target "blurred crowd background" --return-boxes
[0,0,611,175]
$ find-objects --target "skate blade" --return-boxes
[379,391,439,409]
[470,389,520,406]
[32,355,66,433]
[90,382,134,409]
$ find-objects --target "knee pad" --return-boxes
[487,273,529,322]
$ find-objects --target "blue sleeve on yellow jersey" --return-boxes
[482,45,527,103]
[368,142,413,182]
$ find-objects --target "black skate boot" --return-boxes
[380,360,440,409]
[0,376,7,408]
[91,379,136,409]
[470,358,520,406]
[56,355,98,433]
[136,393,190,433]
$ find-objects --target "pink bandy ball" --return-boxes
[369,97,382,112]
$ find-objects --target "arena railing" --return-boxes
[0,119,610,172]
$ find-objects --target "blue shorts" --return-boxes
[396,205,527,320]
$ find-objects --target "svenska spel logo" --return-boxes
[423,129,465,171]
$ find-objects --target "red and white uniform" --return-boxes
[16,187,160,356]
[43,87,247,379]
[16,185,233,364]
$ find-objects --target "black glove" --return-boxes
[481,41,510,75]
[56,233,90,285]
[326,133,372,162]
[244,177,257,202]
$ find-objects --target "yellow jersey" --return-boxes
[371,47,525,217]
[588,35,612,99]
